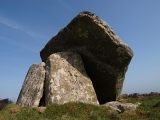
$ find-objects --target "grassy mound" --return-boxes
[0,96,160,120]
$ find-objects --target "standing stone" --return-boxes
[40,11,133,104]
[17,62,45,107]
[45,52,99,105]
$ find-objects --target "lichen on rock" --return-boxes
[17,62,46,107]
[45,52,99,105]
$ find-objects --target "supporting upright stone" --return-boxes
[45,52,99,105]
[40,11,133,104]
[17,62,45,107]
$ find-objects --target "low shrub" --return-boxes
[0,98,12,110]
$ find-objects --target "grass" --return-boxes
[0,96,160,120]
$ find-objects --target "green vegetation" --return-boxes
[0,96,160,120]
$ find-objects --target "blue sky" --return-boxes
[0,0,160,101]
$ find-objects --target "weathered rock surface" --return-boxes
[45,52,99,105]
[104,101,140,113]
[40,11,133,104]
[17,62,45,107]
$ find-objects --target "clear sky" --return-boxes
[0,0,160,101]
